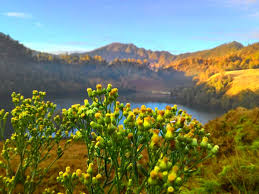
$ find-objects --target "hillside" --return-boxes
[207,69,259,96]
[0,33,193,98]
[176,41,243,60]
[163,42,259,110]
[1,32,259,111]
[75,42,176,65]
[0,33,34,61]
[183,107,259,193]
[164,42,259,78]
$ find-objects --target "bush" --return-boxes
[0,84,219,193]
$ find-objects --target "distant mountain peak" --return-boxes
[218,41,243,49]
[80,42,176,63]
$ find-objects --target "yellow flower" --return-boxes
[76,169,82,177]
[151,134,160,145]
[165,105,171,110]
[167,186,174,193]
[109,88,118,96]
[168,172,177,182]
[128,133,134,139]
[200,137,208,148]
[65,166,70,173]
[96,173,102,180]
[166,124,174,132]
[143,116,152,130]
[81,113,85,118]
[95,112,102,119]
[63,172,68,178]
[84,99,89,106]
[165,130,173,140]
[150,170,158,179]
[96,84,102,90]
[39,125,44,131]
[202,137,208,143]
[83,173,91,179]
[162,171,168,177]
[154,166,160,173]
[107,83,112,89]
[96,136,103,142]
[146,108,152,114]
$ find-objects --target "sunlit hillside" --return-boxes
[207,69,259,96]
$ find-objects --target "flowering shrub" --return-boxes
[0,84,219,193]
[0,91,71,193]
[53,84,219,193]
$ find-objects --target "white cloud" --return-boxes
[3,12,32,18]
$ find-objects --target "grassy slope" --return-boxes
[207,69,259,96]
[183,107,259,194]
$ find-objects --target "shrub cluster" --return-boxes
[0,84,219,193]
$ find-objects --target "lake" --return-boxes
[48,94,223,125]
[0,93,224,138]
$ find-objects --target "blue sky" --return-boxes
[0,0,259,54]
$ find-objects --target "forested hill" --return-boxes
[1,32,259,111]
[74,42,176,65]
[0,32,35,62]
[165,42,259,111]
[175,41,244,60]
[0,33,193,98]
[164,41,259,79]
[74,41,247,70]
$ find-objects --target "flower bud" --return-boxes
[207,143,212,150]
[87,88,92,97]
[72,172,77,179]
[87,163,93,174]
[200,137,208,148]
[175,177,182,184]
[90,177,96,184]
[107,84,112,91]
[211,145,219,154]
[191,138,198,147]
[148,177,157,185]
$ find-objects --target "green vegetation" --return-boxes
[182,107,259,193]
[0,85,219,193]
